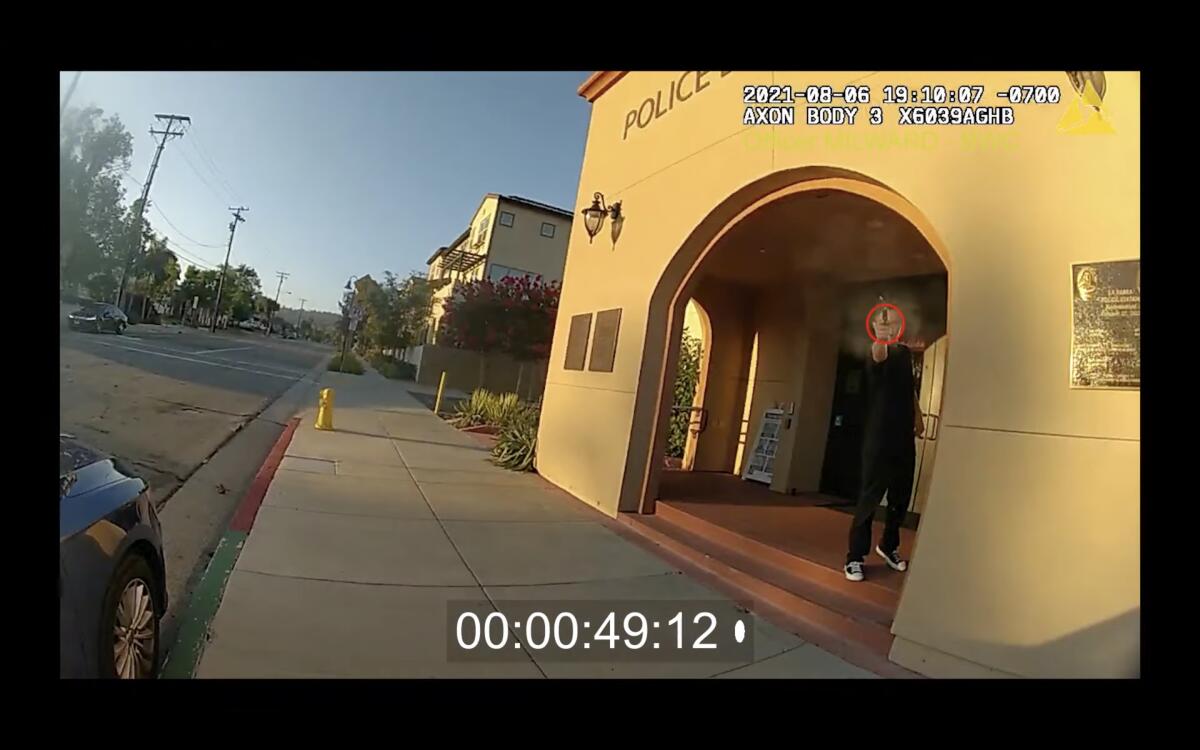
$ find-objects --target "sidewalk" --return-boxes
[192,367,876,678]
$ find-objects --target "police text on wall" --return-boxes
[623,72,733,141]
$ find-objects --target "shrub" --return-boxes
[451,389,522,428]
[667,332,704,458]
[492,403,539,472]
[369,352,417,380]
[451,389,494,427]
[484,392,520,427]
[328,351,365,374]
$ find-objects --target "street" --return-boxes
[60,322,330,507]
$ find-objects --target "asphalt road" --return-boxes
[60,323,331,507]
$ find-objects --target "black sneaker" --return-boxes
[844,561,864,582]
[875,545,908,572]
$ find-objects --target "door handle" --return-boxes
[928,414,941,441]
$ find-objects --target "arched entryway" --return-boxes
[622,168,953,527]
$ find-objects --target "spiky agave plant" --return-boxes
[484,392,521,427]
[451,388,495,427]
[491,403,539,472]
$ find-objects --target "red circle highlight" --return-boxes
[866,303,906,345]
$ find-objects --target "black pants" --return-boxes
[846,447,915,564]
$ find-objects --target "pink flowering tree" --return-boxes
[439,274,561,395]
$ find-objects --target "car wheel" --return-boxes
[95,320,103,334]
[98,554,160,679]
[116,322,126,335]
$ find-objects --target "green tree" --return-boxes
[393,272,441,352]
[130,233,179,320]
[335,271,444,356]
[351,275,387,355]
[667,332,704,459]
[254,294,279,318]
[60,106,134,297]
[176,267,221,322]
[84,271,120,303]
[223,265,262,321]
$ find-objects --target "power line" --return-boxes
[150,202,226,248]
[185,123,236,190]
[164,240,218,270]
[185,123,240,202]
[175,142,234,207]
[185,139,237,204]
[117,171,216,268]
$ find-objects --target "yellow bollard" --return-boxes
[433,371,447,415]
[315,387,334,430]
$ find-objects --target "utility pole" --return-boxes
[116,113,190,311]
[266,271,290,336]
[296,298,307,333]
[211,206,249,332]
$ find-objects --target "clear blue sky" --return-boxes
[60,72,593,313]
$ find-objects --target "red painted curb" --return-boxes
[228,417,301,533]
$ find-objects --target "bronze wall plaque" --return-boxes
[1070,260,1140,389]
[589,308,623,373]
[564,313,592,371]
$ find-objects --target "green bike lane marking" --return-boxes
[160,530,247,679]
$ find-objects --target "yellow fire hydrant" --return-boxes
[315,387,334,431]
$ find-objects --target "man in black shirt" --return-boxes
[845,309,924,582]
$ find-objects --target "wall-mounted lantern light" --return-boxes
[581,192,622,244]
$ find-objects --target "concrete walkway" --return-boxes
[195,367,875,678]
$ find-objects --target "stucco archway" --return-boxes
[617,166,954,515]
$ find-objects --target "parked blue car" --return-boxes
[67,302,129,334]
[60,435,167,678]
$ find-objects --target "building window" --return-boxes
[472,215,490,249]
[540,222,556,238]
[499,211,515,227]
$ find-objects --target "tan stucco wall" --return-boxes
[691,278,840,493]
[537,71,1139,678]
[688,280,755,474]
[682,299,704,341]
[776,282,841,493]
[489,201,571,283]
[413,344,549,401]
[469,195,500,264]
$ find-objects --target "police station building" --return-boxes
[534,71,1139,678]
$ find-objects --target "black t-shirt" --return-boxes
[862,344,916,458]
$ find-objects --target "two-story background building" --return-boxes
[423,193,573,345]
[405,193,573,396]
